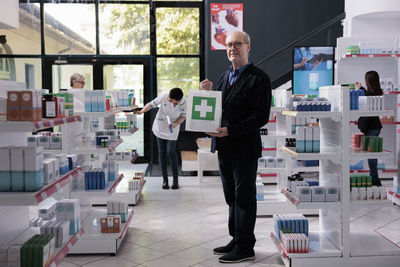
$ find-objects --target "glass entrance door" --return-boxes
[52,64,93,93]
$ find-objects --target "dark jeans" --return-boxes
[218,152,257,251]
[156,137,179,177]
[364,129,381,185]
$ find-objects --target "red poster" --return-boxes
[210,3,244,50]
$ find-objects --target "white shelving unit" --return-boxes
[272,84,400,267]
[0,115,86,266]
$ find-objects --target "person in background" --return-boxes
[355,70,383,186]
[70,73,85,89]
[136,88,186,190]
[200,31,271,263]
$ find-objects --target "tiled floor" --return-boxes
[61,177,400,267]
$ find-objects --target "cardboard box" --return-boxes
[311,187,325,202]
[312,127,320,152]
[24,146,43,171]
[20,90,36,121]
[305,127,313,153]
[7,91,21,121]
[27,135,40,147]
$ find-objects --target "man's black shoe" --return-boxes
[213,239,235,255]
[218,247,255,263]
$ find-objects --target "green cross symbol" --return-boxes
[192,96,216,120]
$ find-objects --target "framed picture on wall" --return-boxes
[210,3,243,50]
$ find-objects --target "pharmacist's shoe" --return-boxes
[218,247,255,263]
[162,176,169,189]
[213,239,235,255]
[171,176,179,190]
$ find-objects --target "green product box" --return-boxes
[361,136,369,151]
[356,176,362,187]
[361,176,367,187]
[378,137,383,152]
[271,95,275,107]
[350,176,357,188]
[367,175,372,187]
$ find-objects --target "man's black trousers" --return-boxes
[218,152,258,251]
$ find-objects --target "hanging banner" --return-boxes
[185,90,222,133]
[210,3,244,50]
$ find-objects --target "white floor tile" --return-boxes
[173,245,218,265]
[82,256,137,267]
[145,238,194,254]
[63,255,109,265]
[118,245,166,264]
[142,254,196,267]
[58,261,79,267]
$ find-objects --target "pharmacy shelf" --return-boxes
[291,167,320,173]
[342,54,400,58]
[350,230,400,257]
[280,188,341,210]
[261,132,293,140]
[70,174,124,198]
[271,107,286,112]
[0,115,82,132]
[270,232,342,259]
[282,110,341,121]
[350,148,394,160]
[257,191,319,216]
[135,179,146,204]
[350,199,391,208]
[70,139,123,154]
[119,127,139,136]
[350,110,394,121]
[258,167,286,172]
[350,169,397,174]
[49,228,85,267]
[75,108,122,118]
[282,146,339,161]
[388,190,400,200]
[69,209,134,254]
[0,167,83,206]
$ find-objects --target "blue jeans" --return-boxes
[364,129,381,185]
[156,137,179,177]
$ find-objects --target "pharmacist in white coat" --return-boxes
[136,88,186,189]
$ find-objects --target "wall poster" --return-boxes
[210,3,244,50]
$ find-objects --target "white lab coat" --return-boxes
[151,93,186,140]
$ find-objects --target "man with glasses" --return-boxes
[70,73,85,89]
[200,31,271,263]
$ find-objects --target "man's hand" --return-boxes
[206,127,228,137]
[355,81,362,89]
[200,79,213,91]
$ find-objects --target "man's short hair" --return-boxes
[243,31,250,44]
[70,73,85,87]
[169,88,183,101]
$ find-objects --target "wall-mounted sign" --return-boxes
[210,3,243,51]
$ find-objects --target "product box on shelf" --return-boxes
[296,127,306,153]
[91,91,99,112]
[0,147,11,191]
[11,147,24,192]
[38,136,50,149]
[56,199,80,235]
[43,159,55,185]
[7,91,21,121]
[23,147,44,192]
[49,136,62,150]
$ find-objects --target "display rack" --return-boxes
[69,209,134,254]
[271,84,400,267]
[0,113,86,266]
[70,174,124,198]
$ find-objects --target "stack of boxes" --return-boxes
[101,161,119,182]
[358,96,385,111]
[107,200,129,223]
[6,90,42,121]
[349,89,365,110]
[28,132,62,150]
[0,146,43,192]
[380,77,399,93]
[360,136,383,152]
[273,214,309,250]
[350,174,387,200]
[256,176,264,201]
[95,130,120,148]
[84,90,107,112]
[291,97,331,112]
[56,199,80,235]
[84,168,109,190]
[107,150,136,161]
[128,171,145,192]
[40,221,70,248]
[257,156,285,169]
[295,127,320,153]
[19,235,55,267]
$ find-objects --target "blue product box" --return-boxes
[296,141,305,153]
[24,169,43,192]
[100,171,105,189]
[88,171,93,190]
[121,213,127,223]
[304,160,319,167]
[91,94,99,112]
[321,102,326,111]
[350,160,364,170]
[311,103,317,111]
[85,172,89,190]
[60,165,69,175]
[312,140,320,152]
[0,171,11,191]
[256,194,264,201]
[11,171,24,192]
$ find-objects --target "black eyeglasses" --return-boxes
[225,41,247,49]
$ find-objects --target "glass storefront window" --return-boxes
[52,64,93,93]
[99,4,150,55]
[156,8,199,55]
[0,58,41,89]
[44,3,96,55]
[0,4,41,55]
[157,57,199,96]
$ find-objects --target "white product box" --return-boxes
[311,187,325,202]
[258,157,266,168]
[297,187,311,202]
[119,201,128,214]
[7,244,22,266]
[43,158,55,184]
[275,158,284,167]
[23,146,43,171]
[359,187,367,200]
[0,147,10,171]
[10,147,24,171]
[38,136,50,149]
[112,201,120,214]
[351,188,360,200]
[366,187,374,200]
[106,152,115,160]
[50,136,62,150]
[38,199,57,220]
[105,130,117,142]
[266,158,275,168]
[372,186,380,200]
[380,187,387,199]
[325,187,339,202]
[107,201,113,214]
[53,158,60,178]
[123,151,131,159]
[358,96,368,111]
[91,91,99,112]
[57,221,70,247]
[84,90,92,112]
[27,135,40,147]
[115,152,123,160]
[97,90,106,112]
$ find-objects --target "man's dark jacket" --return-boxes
[211,63,272,159]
